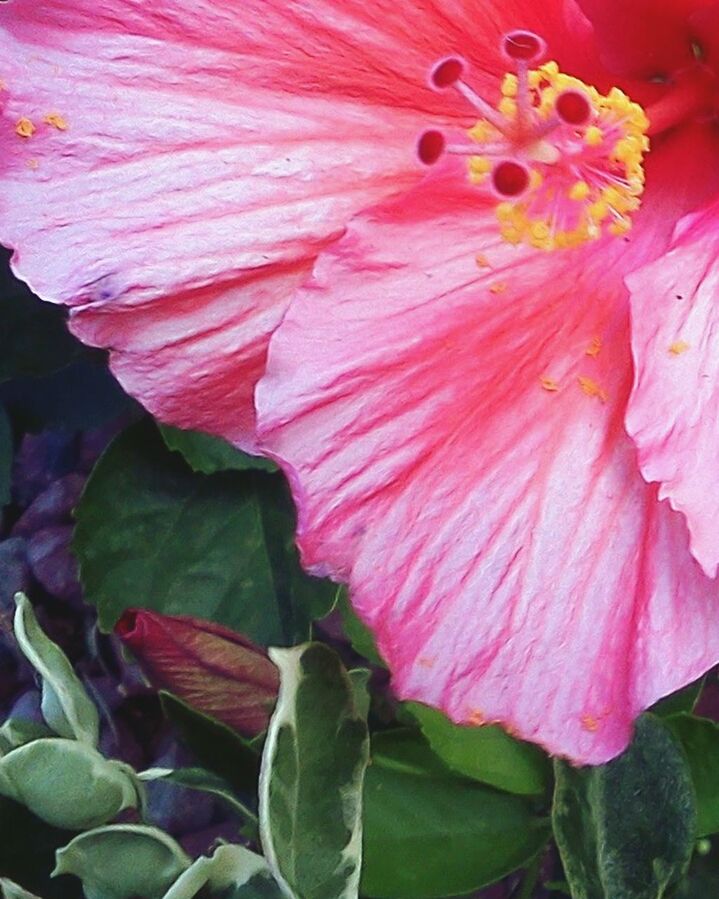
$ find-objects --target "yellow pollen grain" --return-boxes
[475,253,492,269]
[489,281,508,294]
[586,336,602,358]
[581,714,600,733]
[469,156,492,177]
[43,112,68,130]
[468,710,486,726]
[569,181,590,202]
[498,97,517,119]
[669,340,690,356]
[15,117,36,139]
[501,73,518,98]
[585,125,603,146]
[540,375,560,393]
[578,375,608,403]
[609,219,632,237]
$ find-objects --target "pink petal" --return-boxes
[258,168,719,764]
[0,2,440,448]
[626,197,719,578]
[0,0,609,448]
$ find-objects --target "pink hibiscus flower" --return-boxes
[1,0,719,763]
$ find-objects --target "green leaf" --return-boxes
[0,406,11,508]
[53,825,190,899]
[675,839,719,897]
[74,422,335,645]
[259,643,370,899]
[162,844,283,899]
[160,692,260,797]
[0,738,141,830]
[161,425,277,474]
[336,591,384,666]
[553,714,696,899]
[0,719,53,757]
[0,796,82,899]
[0,878,41,899]
[652,678,704,718]
[665,713,719,837]
[407,702,551,796]
[13,594,99,746]
[348,670,371,721]
[361,729,549,898]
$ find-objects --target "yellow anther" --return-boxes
[500,224,524,244]
[44,112,68,131]
[469,121,497,143]
[608,219,631,236]
[540,376,560,392]
[498,97,517,119]
[669,341,690,355]
[466,60,648,253]
[569,181,590,201]
[501,74,518,98]
[578,376,608,403]
[588,200,609,223]
[585,125,603,146]
[475,254,492,268]
[469,156,492,177]
[496,202,516,222]
[15,117,36,138]
[489,282,508,294]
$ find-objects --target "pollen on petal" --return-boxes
[417,656,436,669]
[468,709,486,726]
[578,375,608,402]
[586,336,602,358]
[15,116,36,138]
[44,112,68,130]
[669,340,691,355]
[489,281,508,294]
[475,253,492,268]
[540,375,560,392]
[581,714,600,733]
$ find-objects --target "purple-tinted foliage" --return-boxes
[12,473,85,537]
[0,536,30,611]
[11,431,79,509]
[26,525,81,601]
[145,742,218,836]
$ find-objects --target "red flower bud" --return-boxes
[116,609,279,737]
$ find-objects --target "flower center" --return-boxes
[418,31,650,252]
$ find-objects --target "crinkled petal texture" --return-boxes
[258,169,719,764]
[627,198,719,579]
[0,0,597,449]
